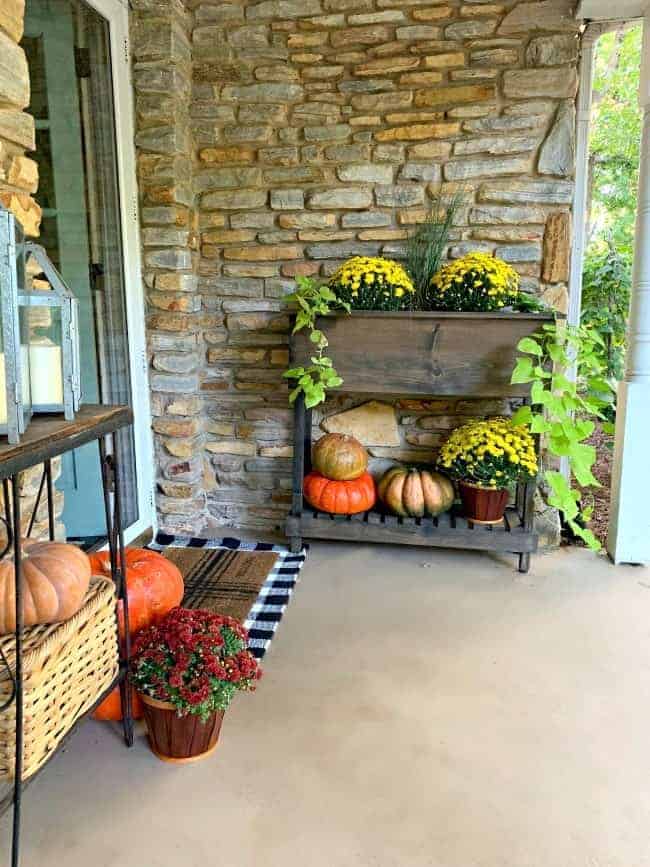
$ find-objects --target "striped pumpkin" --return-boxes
[378,467,455,518]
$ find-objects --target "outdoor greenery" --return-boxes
[581,241,631,380]
[589,25,642,253]
[511,324,617,551]
[283,277,348,409]
[581,25,641,377]
[405,192,464,309]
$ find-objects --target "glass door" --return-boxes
[23,0,146,543]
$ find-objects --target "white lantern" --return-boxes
[21,243,81,419]
[0,204,82,443]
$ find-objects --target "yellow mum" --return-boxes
[329,256,415,311]
[428,252,519,312]
[438,416,537,489]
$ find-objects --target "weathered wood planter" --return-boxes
[286,311,555,572]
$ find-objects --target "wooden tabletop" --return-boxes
[0,405,133,479]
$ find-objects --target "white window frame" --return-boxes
[80,0,156,543]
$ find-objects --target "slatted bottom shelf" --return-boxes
[287,506,537,554]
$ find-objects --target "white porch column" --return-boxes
[607,8,650,564]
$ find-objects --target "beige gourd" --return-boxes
[378,467,455,518]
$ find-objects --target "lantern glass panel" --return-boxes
[27,299,64,411]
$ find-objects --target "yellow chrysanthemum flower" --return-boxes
[427,252,519,312]
[437,417,537,489]
[329,256,415,311]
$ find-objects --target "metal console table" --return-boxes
[0,404,134,867]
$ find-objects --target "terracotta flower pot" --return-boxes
[458,481,510,525]
[140,693,224,764]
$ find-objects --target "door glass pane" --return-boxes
[23,0,138,541]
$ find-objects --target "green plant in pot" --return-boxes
[130,607,261,763]
[282,196,463,409]
[283,259,416,408]
[438,417,538,524]
[510,323,617,550]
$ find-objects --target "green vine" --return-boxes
[510,323,616,551]
[282,277,350,409]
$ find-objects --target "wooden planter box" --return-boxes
[291,311,551,397]
[287,311,555,572]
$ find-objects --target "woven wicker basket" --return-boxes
[0,577,119,781]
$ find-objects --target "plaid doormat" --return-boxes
[148,533,307,659]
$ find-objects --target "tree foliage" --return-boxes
[581,241,631,381]
[589,25,642,252]
[581,25,641,380]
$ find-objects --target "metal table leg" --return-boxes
[518,397,536,574]
[111,431,133,746]
[98,435,133,747]
[45,461,55,542]
[0,479,12,560]
[11,474,23,867]
[289,394,306,555]
[23,460,55,542]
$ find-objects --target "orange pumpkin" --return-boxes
[0,541,91,635]
[312,433,368,481]
[304,471,376,515]
[89,548,184,721]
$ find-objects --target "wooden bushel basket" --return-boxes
[140,693,225,764]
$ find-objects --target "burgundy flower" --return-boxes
[130,606,262,716]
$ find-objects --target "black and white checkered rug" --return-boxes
[149,533,307,659]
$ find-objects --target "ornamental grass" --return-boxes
[404,191,465,307]
[427,251,520,312]
[438,417,538,490]
[329,256,416,311]
[130,607,261,721]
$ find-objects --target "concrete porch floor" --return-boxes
[2,542,650,867]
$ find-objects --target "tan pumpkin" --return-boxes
[378,467,455,518]
[0,541,92,634]
[312,433,368,481]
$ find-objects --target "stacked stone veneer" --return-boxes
[133,0,580,535]
[0,0,40,234]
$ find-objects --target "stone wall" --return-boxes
[0,0,41,235]
[131,0,208,535]
[140,0,578,536]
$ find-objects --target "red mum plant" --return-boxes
[130,607,262,721]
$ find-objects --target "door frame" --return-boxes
[79,0,155,543]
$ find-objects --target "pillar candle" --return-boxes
[29,341,63,407]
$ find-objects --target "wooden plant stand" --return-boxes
[285,311,554,573]
[0,405,134,867]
